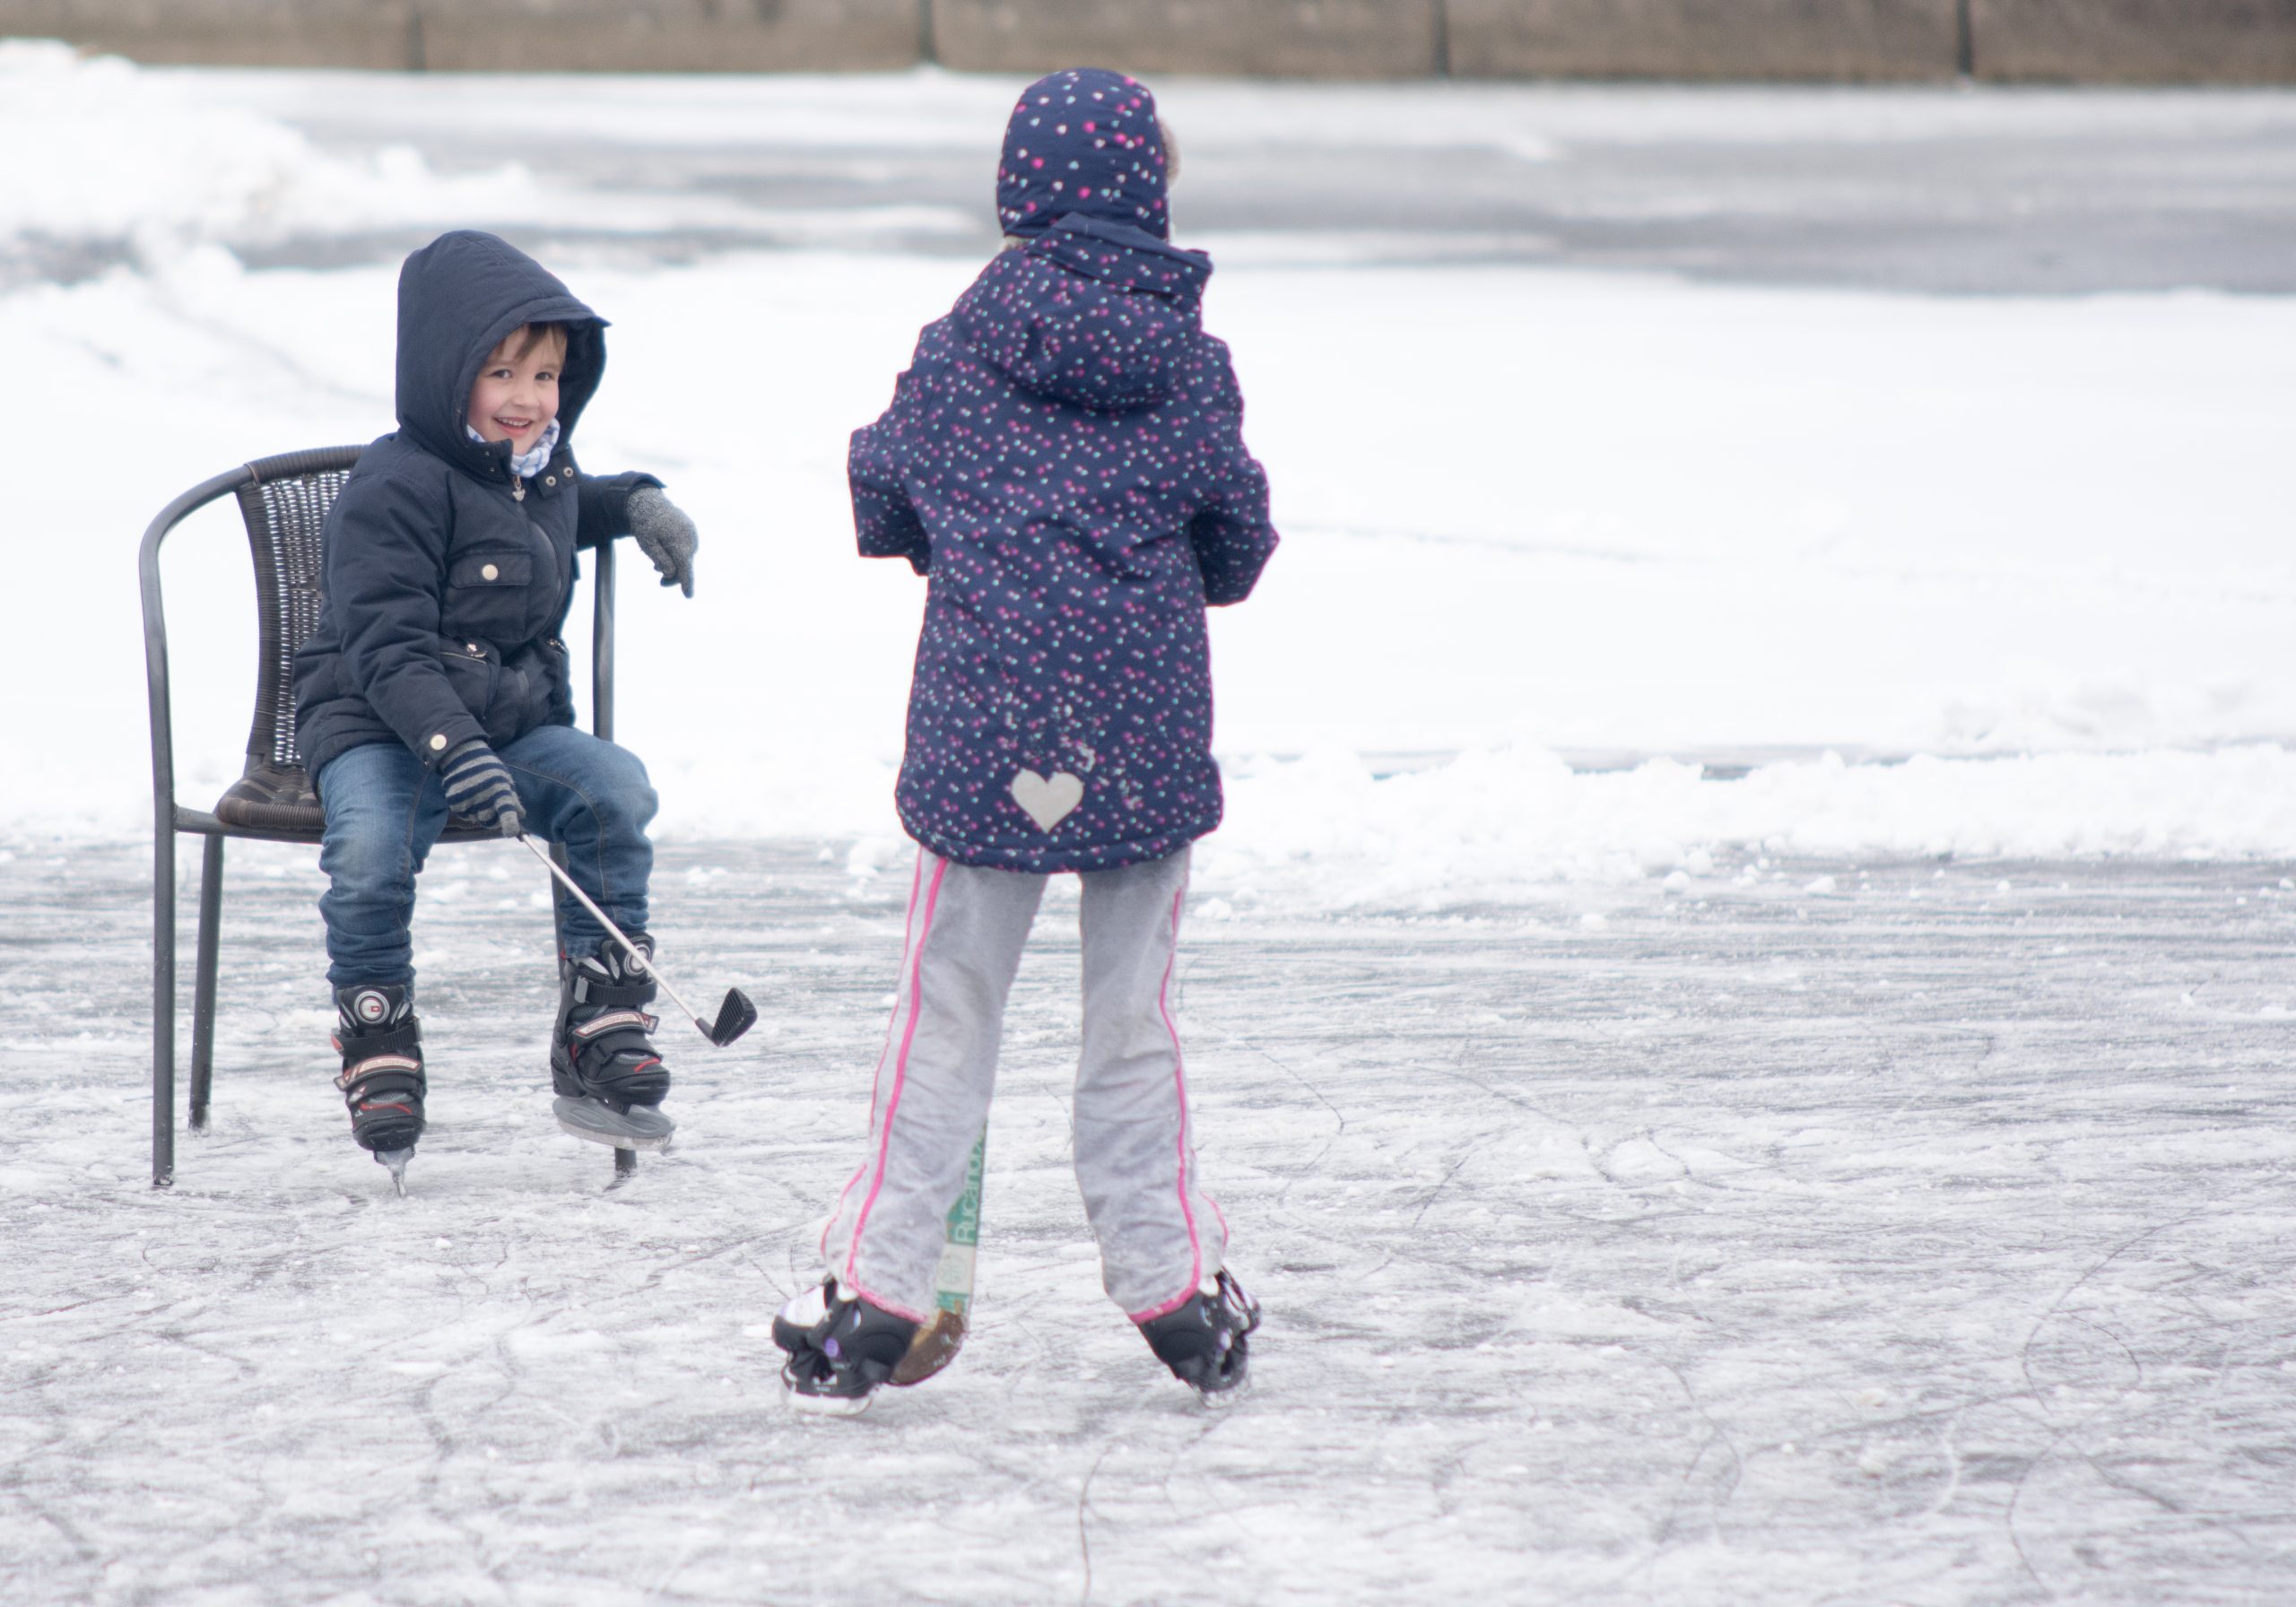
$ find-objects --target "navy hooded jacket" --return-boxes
[292,230,657,783]
[852,89,1278,873]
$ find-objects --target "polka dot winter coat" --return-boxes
[851,213,1278,874]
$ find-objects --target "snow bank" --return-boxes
[1192,744,2296,908]
[0,41,540,274]
[0,46,983,275]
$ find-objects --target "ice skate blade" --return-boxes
[1192,1371,1252,1409]
[373,1147,415,1196]
[785,1386,876,1418]
[552,1095,674,1151]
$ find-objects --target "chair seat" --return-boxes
[211,760,496,840]
[213,761,322,834]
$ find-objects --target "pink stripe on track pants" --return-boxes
[817,846,1225,1323]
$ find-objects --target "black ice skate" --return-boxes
[1137,1269,1260,1401]
[332,983,424,1194]
[551,936,676,1153]
[774,1279,920,1416]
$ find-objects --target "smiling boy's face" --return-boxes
[465,323,565,456]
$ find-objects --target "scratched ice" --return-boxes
[5,841,2295,1604]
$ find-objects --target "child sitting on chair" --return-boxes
[291,229,700,1186]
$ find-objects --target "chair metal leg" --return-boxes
[152,823,176,1188]
[188,835,224,1131]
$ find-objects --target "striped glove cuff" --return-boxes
[440,740,524,838]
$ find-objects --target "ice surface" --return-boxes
[7,841,2296,1603]
[22,50,2296,291]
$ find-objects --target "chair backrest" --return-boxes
[142,444,618,837]
[234,450,359,779]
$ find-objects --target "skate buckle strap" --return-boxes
[572,1008,657,1041]
[335,1019,420,1060]
[570,951,657,1011]
[335,1053,422,1091]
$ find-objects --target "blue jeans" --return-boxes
[315,726,658,989]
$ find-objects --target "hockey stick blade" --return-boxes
[517,833,756,1048]
[707,988,758,1047]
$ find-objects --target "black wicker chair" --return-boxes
[139,447,620,1186]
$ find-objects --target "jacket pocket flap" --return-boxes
[449,551,531,587]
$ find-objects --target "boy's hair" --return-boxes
[491,321,568,364]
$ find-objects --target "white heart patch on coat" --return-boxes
[1010,769,1085,833]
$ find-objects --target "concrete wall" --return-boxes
[421,0,919,74]
[1969,0,2296,83]
[0,1,417,67]
[0,0,922,71]
[4,0,2294,81]
[929,0,1441,79]
[1446,0,1961,81]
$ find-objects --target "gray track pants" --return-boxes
[819,846,1227,1323]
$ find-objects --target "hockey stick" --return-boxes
[516,833,758,1047]
[892,1126,986,1385]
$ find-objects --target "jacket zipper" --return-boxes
[510,473,526,503]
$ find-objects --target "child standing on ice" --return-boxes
[773,69,1279,1410]
[292,230,702,1188]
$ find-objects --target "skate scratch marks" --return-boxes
[1075,1444,1111,1605]
[2003,1210,2211,1594]
[1649,1360,1743,1551]
[413,1368,519,1599]
[1210,1023,1347,1198]
[1916,1405,1967,1525]
[1408,1132,1505,1231]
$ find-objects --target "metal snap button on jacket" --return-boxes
[481,563,499,580]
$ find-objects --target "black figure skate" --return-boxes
[333,982,424,1195]
[550,935,675,1155]
[1137,1269,1260,1401]
[773,1278,921,1416]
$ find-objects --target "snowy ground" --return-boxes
[6,45,2296,1604]
[9,840,2296,1604]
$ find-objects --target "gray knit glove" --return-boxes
[627,485,698,598]
[440,740,525,838]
